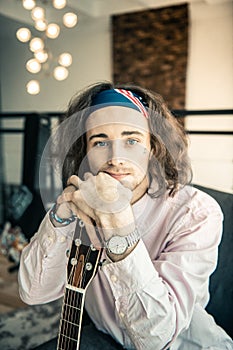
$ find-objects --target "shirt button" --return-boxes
[119,312,125,318]
[59,236,66,242]
[110,275,118,282]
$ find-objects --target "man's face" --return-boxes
[85,106,151,202]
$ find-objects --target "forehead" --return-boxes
[85,106,149,134]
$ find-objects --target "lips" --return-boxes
[104,171,130,180]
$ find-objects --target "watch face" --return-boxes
[108,236,128,255]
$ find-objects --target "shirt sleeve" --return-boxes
[101,193,224,350]
[18,211,76,305]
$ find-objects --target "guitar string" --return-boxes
[66,221,83,350]
[66,243,92,349]
[62,220,93,350]
[58,219,100,350]
[59,220,82,350]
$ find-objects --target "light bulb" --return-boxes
[53,66,68,81]
[26,58,41,73]
[16,27,31,42]
[63,12,78,28]
[53,0,67,9]
[29,37,44,52]
[26,80,40,95]
[31,7,45,21]
[22,0,36,10]
[34,50,48,63]
[35,19,47,31]
[58,53,72,67]
[46,23,60,39]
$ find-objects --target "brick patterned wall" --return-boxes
[112,4,189,109]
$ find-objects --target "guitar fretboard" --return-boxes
[56,216,102,350]
[57,287,85,350]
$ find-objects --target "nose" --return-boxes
[108,140,125,166]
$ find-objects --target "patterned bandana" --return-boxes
[91,88,148,118]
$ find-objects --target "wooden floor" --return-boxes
[0,252,27,314]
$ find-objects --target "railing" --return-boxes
[1,109,233,135]
[0,109,232,229]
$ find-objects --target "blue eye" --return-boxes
[94,141,109,147]
[127,139,138,145]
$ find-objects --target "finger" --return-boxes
[83,172,93,181]
[64,184,77,193]
[85,223,102,249]
[59,191,94,220]
[69,202,80,216]
[57,192,74,204]
[67,175,83,188]
[78,213,102,249]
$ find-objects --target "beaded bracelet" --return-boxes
[49,203,77,226]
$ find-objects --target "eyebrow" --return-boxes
[88,130,144,141]
[88,133,108,141]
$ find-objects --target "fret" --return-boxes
[64,288,84,307]
[57,333,78,350]
[62,303,81,323]
[60,319,80,340]
[66,285,86,293]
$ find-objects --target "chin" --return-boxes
[119,178,135,191]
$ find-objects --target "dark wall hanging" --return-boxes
[112,4,189,110]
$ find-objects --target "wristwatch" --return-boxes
[105,228,140,255]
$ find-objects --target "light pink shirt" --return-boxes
[18,186,233,349]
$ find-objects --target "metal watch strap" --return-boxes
[125,227,141,247]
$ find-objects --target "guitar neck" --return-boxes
[57,239,102,350]
[57,286,85,350]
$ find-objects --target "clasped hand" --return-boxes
[57,172,135,238]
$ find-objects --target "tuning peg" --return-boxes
[85,263,93,271]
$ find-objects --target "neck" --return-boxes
[131,176,149,204]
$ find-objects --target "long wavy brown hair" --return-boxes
[57,81,192,197]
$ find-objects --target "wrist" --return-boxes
[49,203,77,227]
[106,241,139,262]
[96,206,135,235]
[104,226,140,261]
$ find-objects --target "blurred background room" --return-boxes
[0,0,232,349]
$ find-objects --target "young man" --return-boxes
[18,82,232,349]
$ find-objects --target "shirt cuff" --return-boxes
[102,240,159,299]
[36,211,76,255]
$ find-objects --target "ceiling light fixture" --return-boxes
[22,0,36,10]
[34,50,49,63]
[63,12,78,28]
[34,19,47,31]
[53,0,67,10]
[26,80,40,95]
[53,66,69,81]
[26,58,42,73]
[46,23,60,39]
[16,0,78,95]
[58,52,72,67]
[31,6,45,21]
[16,27,31,42]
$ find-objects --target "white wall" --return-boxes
[186,2,233,193]
[1,1,233,192]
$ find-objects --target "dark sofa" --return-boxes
[194,184,233,338]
